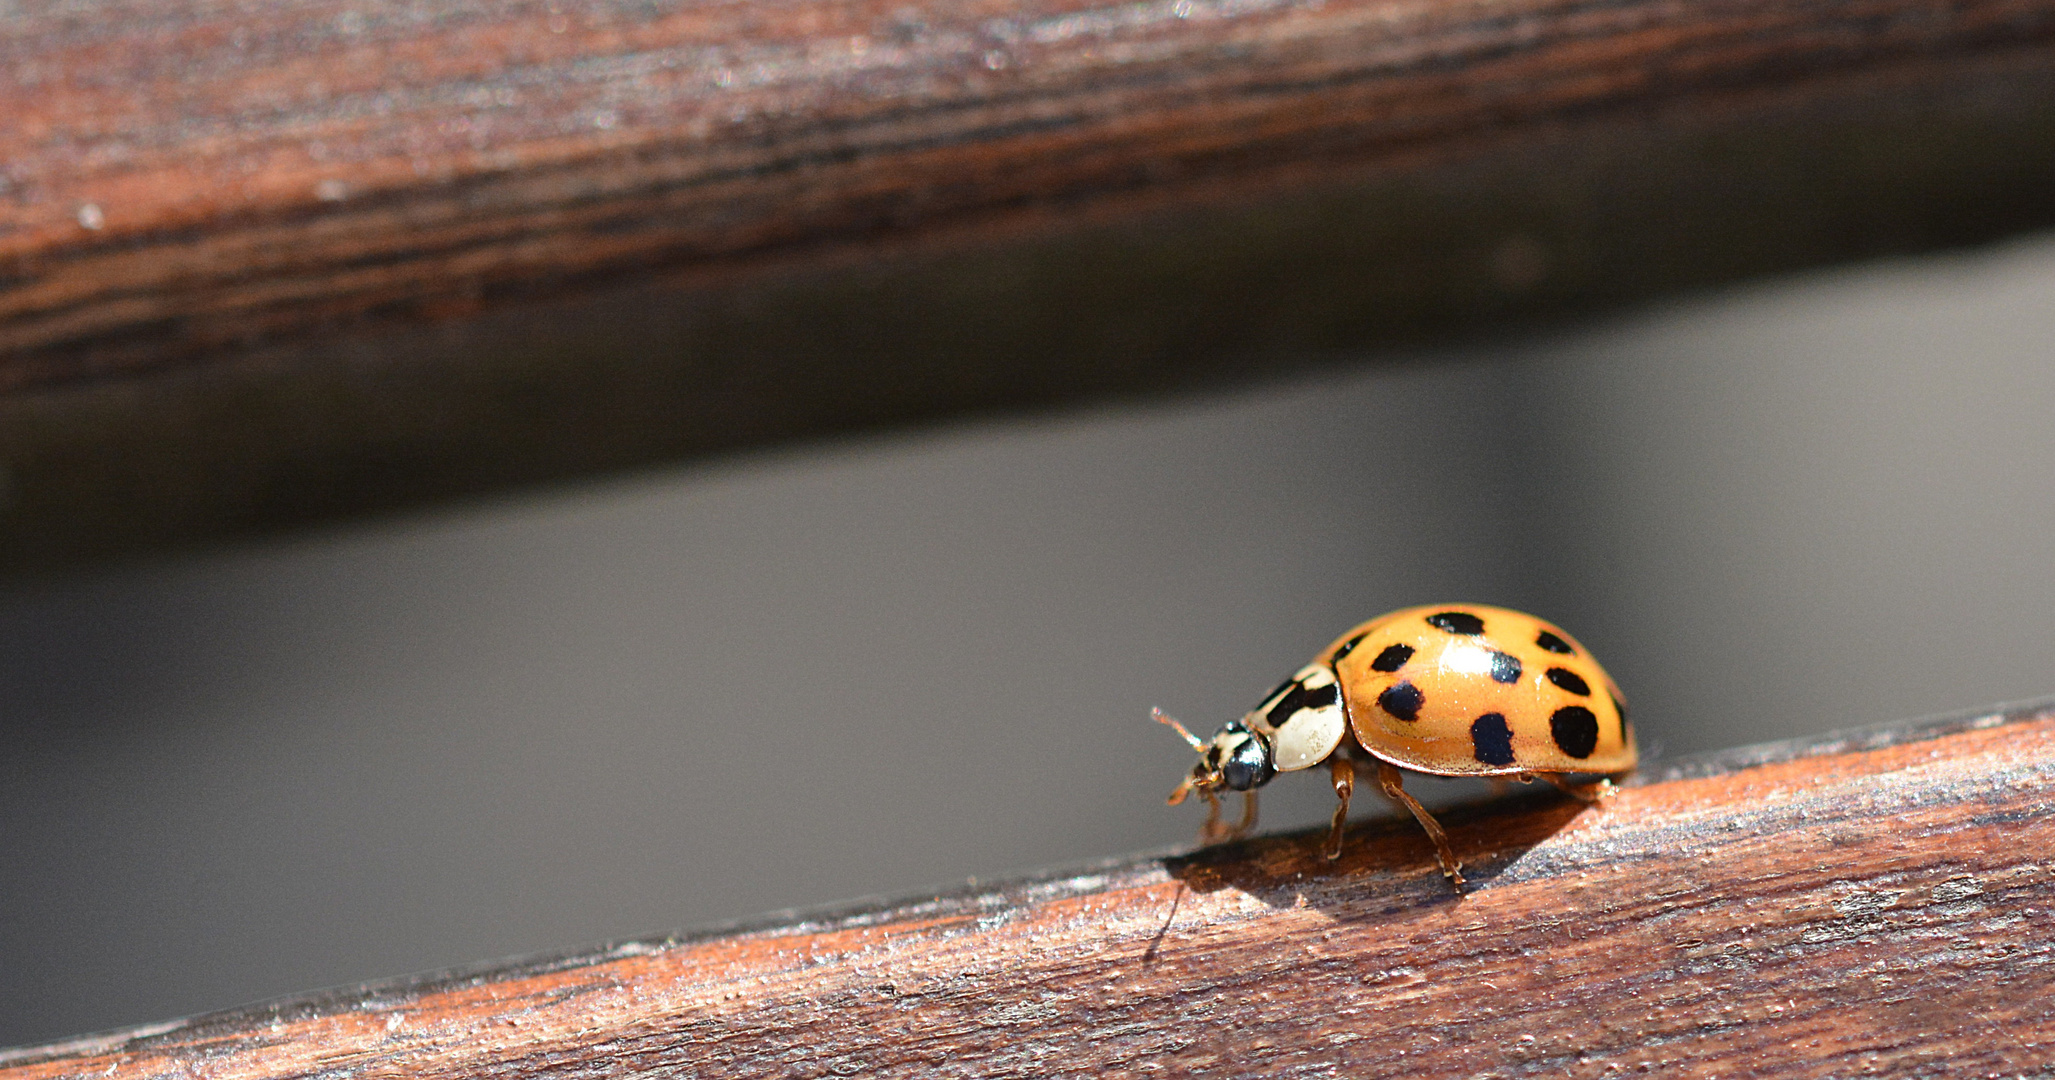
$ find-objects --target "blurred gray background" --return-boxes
[3,231,2054,1047]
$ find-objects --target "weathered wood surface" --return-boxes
[5,1,2055,573]
[6,699,2052,1078]
[8,0,2055,389]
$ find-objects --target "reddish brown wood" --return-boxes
[4,0,2055,575]
[6,700,2052,1077]
[5,0,2055,393]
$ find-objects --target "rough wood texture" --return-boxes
[8,0,2055,388]
[7,698,2052,1077]
[5,0,2055,573]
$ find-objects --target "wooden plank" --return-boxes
[7,0,2055,390]
[7,698,2052,1077]
[4,2,2055,573]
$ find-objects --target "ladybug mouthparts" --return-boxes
[1211,722,1275,791]
[1154,709,1276,805]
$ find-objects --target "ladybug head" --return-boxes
[1155,709,1276,805]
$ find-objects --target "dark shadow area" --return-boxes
[4,46,2054,575]
[1163,790,1591,919]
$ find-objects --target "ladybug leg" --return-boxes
[1325,756,1355,860]
[1376,762,1465,887]
[1196,789,1258,843]
[1537,773,1615,804]
[1196,787,1230,844]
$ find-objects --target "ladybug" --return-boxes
[1157,604,1633,886]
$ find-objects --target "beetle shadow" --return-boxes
[1159,787,1594,923]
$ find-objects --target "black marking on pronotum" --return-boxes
[1551,705,1600,758]
[1545,667,1591,696]
[1488,650,1522,684]
[1378,680,1424,722]
[1370,644,1414,673]
[1427,611,1486,636]
[1265,679,1339,727]
[1330,633,1370,663]
[1535,630,1575,655]
[1470,712,1516,766]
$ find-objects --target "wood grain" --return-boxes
[5,1,2055,574]
[7,0,2055,391]
[7,699,2052,1077]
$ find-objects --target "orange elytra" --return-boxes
[1157,604,1634,886]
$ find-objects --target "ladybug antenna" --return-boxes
[1153,707,1204,751]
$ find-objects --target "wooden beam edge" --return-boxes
[5,692,2051,1070]
[4,41,2054,577]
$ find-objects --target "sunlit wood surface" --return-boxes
[5,699,2051,1077]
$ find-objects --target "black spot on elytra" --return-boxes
[1470,712,1516,766]
[1613,693,1631,740]
[1378,681,1424,722]
[1263,679,1340,727]
[1488,650,1521,684]
[1369,644,1414,672]
[1551,706,1600,759]
[1545,667,1591,696]
[1427,611,1486,636]
[1535,630,1575,655]
[1330,633,1369,662]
